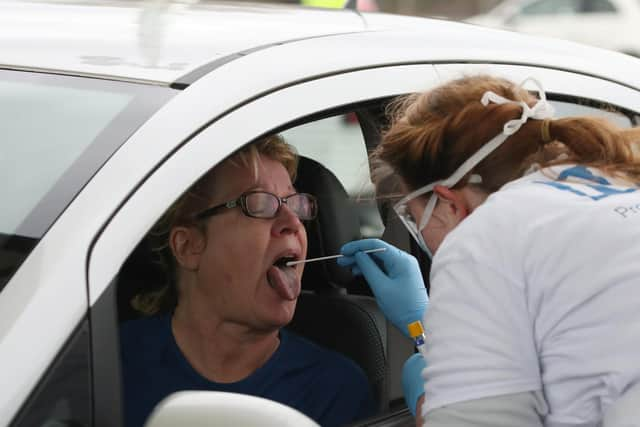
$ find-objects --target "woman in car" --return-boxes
[120,135,375,427]
[338,75,640,426]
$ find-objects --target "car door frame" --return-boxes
[87,60,640,427]
[88,63,440,427]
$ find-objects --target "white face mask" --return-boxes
[393,77,555,258]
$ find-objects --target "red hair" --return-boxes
[374,75,640,195]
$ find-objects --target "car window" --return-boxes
[0,70,175,292]
[279,100,633,242]
[521,0,581,15]
[549,98,632,127]
[280,114,384,238]
[582,0,617,12]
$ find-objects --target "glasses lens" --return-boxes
[286,193,317,220]
[396,204,418,235]
[244,192,279,218]
[395,202,432,257]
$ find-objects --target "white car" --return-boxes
[467,0,640,56]
[2,1,640,426]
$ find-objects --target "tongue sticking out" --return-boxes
[267,265,300,301]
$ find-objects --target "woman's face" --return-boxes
[182,155,307,331]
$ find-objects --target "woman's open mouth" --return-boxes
[267,254,301,301]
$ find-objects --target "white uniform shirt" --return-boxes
[422,165,640,426]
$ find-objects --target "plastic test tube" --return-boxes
[407,320,428,359]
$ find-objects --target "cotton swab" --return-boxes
[285,247,386,267]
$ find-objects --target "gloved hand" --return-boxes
[338,238,428,337]
[402,353,427,417]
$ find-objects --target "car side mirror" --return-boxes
[144,391,321,427]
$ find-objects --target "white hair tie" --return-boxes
[481,77,555,136]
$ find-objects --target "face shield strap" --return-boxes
[393,77,554,255]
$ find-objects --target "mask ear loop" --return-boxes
[417,192,438,234]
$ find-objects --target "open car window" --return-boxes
[281,114,384,238]
[549,98,634,126]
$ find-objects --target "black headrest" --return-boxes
[295,157,362,293]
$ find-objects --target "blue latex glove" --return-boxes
[402,353,427,417]
[338,238,428,337]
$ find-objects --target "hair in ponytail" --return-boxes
[373,74,640,196]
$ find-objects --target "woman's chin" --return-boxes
[262,301,297,329]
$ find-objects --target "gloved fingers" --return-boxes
[402,352,427,379]
[402,353,427,417]
[336,255,355,267]
[354,251,390,286]
[336,256,362,276]
[340,238,393,256]
[373,244,421,273]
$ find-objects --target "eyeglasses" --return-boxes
[394,191,437,258]
[194,191,318,221]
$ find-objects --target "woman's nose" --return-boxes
[272,204,303,235]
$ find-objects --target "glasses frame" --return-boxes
[194,190,318,221]
[394,187,438,258]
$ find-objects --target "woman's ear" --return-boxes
[169,226,206,271]
[433,185,469,223]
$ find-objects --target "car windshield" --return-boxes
[0,70,175,291]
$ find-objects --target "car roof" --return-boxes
[4,0,640,91]
[0,0,369,84]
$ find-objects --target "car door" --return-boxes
[0,70,175,427]
[86,63,439,427]
[86,58,640,427]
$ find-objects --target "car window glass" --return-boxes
[1,79,133,235]
[280,114,384,238]
[582,0,616,12]
[0,70,174,293]
[549,99,632,127]
[521,0,581,14]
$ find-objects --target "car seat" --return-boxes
[287,156,389,413]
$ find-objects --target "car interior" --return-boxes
[114,91,640,425]
[115,101,432,423]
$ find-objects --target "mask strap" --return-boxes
[417,192,438,232]
[446,77,554,187]
[416,78,554,231]
[397,78,555,242]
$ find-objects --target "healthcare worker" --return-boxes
[338,74,640,426]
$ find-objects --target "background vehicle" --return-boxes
[2,1,640,426]
[467,0,640,56]
[301,0,379,11]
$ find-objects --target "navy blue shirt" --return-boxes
[120,315,376,427]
